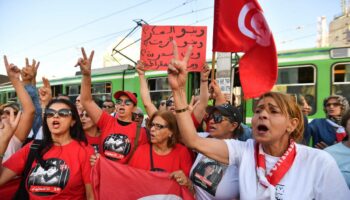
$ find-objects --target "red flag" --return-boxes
[91,157,194,200]
[213,0,277,99]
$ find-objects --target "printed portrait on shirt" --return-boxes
[103,133,131,161]
[191,157,227,196]
[27,158,70,196]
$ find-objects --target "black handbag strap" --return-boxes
[149,143,154,169]
[13,140,41,200]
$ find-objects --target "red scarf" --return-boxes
[255,140,297,187]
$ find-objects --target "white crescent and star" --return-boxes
[238,2,272,47]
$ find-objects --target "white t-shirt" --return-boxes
[190,132,239,200]
[224,139,350,200]
[3,135,22,163]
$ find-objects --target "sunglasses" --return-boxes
[115,99,133,106]
[0,110,18,116]
[79,111,89,118]
[208,113,229,124]
[102,105,114,109]
[150,122,168,130]
[326,102,341,107]
[132,113,144,118]
[166,100,174,107]
[45,108,72,118]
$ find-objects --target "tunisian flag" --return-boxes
[91,157,194,200]
[213,0,277,99]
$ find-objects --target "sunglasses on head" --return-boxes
[326,102,341,107]
[132,113,143,118]
[150,122,168,130]
[166,100,174,107]
[208,113,229,124]
[45,108,72,118]
[79,111,89,118]
[115,99,133,106]
[102,105,114,109]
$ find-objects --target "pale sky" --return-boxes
[0,0,341,79]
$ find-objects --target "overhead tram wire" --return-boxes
[14,0,153,54]
[150,6,213,24]
[147,0,197,22]
[280,33,316,44]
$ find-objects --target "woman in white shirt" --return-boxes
[167,42,350,199]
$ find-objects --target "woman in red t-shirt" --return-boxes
[0,98,94,200]
[79,109,101,154]
[129,110,194,190]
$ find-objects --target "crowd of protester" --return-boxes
[0,43,349,200]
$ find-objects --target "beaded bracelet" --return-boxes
[201,79,208,82]
[175,106,189,113]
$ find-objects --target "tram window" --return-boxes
[66,85,80,95]
[7,92,17,102]
[331,63,350,103]
[148,77,172,108]
[271,65,316,115]
[91,82,112,107]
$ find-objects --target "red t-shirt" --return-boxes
[3,140,94,200]
[97,112,148,163]
[129,143,194,176]
[85,134,100,153]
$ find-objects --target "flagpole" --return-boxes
[211,51,216,81]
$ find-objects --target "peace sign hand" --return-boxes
[3,56,21,81]
[167,40,193,91]
[39,77,52,106]
[0,110,22,148]
[75,47,94,76]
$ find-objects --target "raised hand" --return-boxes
[38,77,52,106]
[75,47,94,76]
[21,58,40,83]
[136,60,146,76]
[200,64,210,82]
[3,56,21,81]
[167,40,193,91]
[188,95,200,113]
[0,110,22,147]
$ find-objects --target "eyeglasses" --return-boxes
[326,102,341,107]
[132,113,144,118]
[115,99,133,106]
[45,108,72,118]
[0,110,18,116]
[166,100,174,107]
[150,122,168,130]
[79,111,89,118]
[102,105,114,109]
[208,113,229,124]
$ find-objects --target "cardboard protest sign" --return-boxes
[140,25,207,72]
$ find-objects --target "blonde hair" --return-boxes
[257,92,304,142]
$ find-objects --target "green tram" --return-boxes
[0,46,350,123]
[242,46,350,124]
